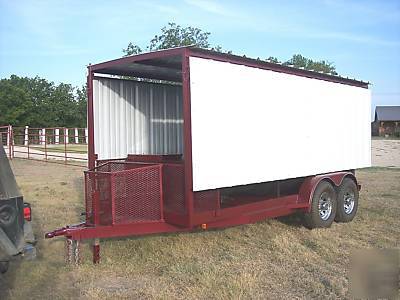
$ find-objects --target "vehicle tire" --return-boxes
[304,181,337,229]
[0,261,9,273]
[335,178,358,223]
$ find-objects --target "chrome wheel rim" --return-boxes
[318,192,333,221]
[343,190,355,214]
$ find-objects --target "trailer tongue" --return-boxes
[45,46,370,264]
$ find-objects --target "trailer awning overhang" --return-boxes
[90,48,185,82]
[89,46,369,88]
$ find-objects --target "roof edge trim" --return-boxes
[187,47,369,89]
[89,47,186,72]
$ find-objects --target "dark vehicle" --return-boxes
[0,140,35,273]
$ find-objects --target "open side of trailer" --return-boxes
[45,46,371,263]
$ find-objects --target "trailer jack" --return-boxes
[65,238,81,265]
[45,222,96,264]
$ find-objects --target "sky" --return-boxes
[0,0,399,118]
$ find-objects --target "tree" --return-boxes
[148,22,211,51]
[0,77,32,127]
[284,54,338,75]
[123,22,224,56]
[123,43,142,56]
[75,85,87,127]
[123,22,338,75]
[0,75,87,128]
[266,56,281,64]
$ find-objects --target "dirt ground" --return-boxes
[0,158,399,299]
[12,145,87,163]
[372,139,400,168]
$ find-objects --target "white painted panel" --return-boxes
[189,57,371,191]
[93,78,183,160]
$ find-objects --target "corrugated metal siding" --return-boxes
[93,78,183,160]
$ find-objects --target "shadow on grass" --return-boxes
[276,211,305,228]
[0,208,55,300]
[73,176,85,219]
[93,212,308,249]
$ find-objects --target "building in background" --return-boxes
[372,106,400,137]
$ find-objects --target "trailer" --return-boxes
[0,140,35,273]
[45,47,371,263]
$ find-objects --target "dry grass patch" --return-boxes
[0,160,399,299]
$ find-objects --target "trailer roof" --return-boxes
[90,46,369,88]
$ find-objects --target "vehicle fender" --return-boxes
[298,171,358,212]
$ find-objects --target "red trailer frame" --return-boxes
[45,47,367,263]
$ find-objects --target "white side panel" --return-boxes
[93,78,183,160]
[189,57,371,191]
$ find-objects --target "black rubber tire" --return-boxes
[304,181,337,229]
[0,261,9,274]
[335,178,358,223]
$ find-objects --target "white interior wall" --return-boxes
[93,78,183,159]
[189,57,371,191]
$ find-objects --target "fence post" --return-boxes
[44,128,47,160]
[11,126,14,159]
[64,128,67,163]
[85,128,88,144]
[24,126,29,146]
[27,128,30,159]
[55,128,60,144]
[75,128,79,144]
[40,128,46,145]
[6,125,10,146]
[7,125,12,159]
[65,128,69,144]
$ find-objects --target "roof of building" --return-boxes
[375,106,400,121]
[89,46,369,88]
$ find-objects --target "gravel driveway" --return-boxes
[372,139,400,168]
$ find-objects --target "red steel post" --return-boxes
[111,174,116,225]
[27,130,30,159]
[44,129,47,161]
[159,164,164,221]
[64,128,67,164]
[87,67,95,169]
[93,190,100,225]
[182,49,194,228]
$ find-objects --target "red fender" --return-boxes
[298,171,358,212]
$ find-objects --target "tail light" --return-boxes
[24,203,31,221]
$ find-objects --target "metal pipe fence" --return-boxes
[1,125,88,167]
[0,125,12,158]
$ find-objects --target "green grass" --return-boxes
[30,144,88,154]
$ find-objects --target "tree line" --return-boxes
[123,23,338,75]
[1,22,339,128]
[0,75,86,128]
